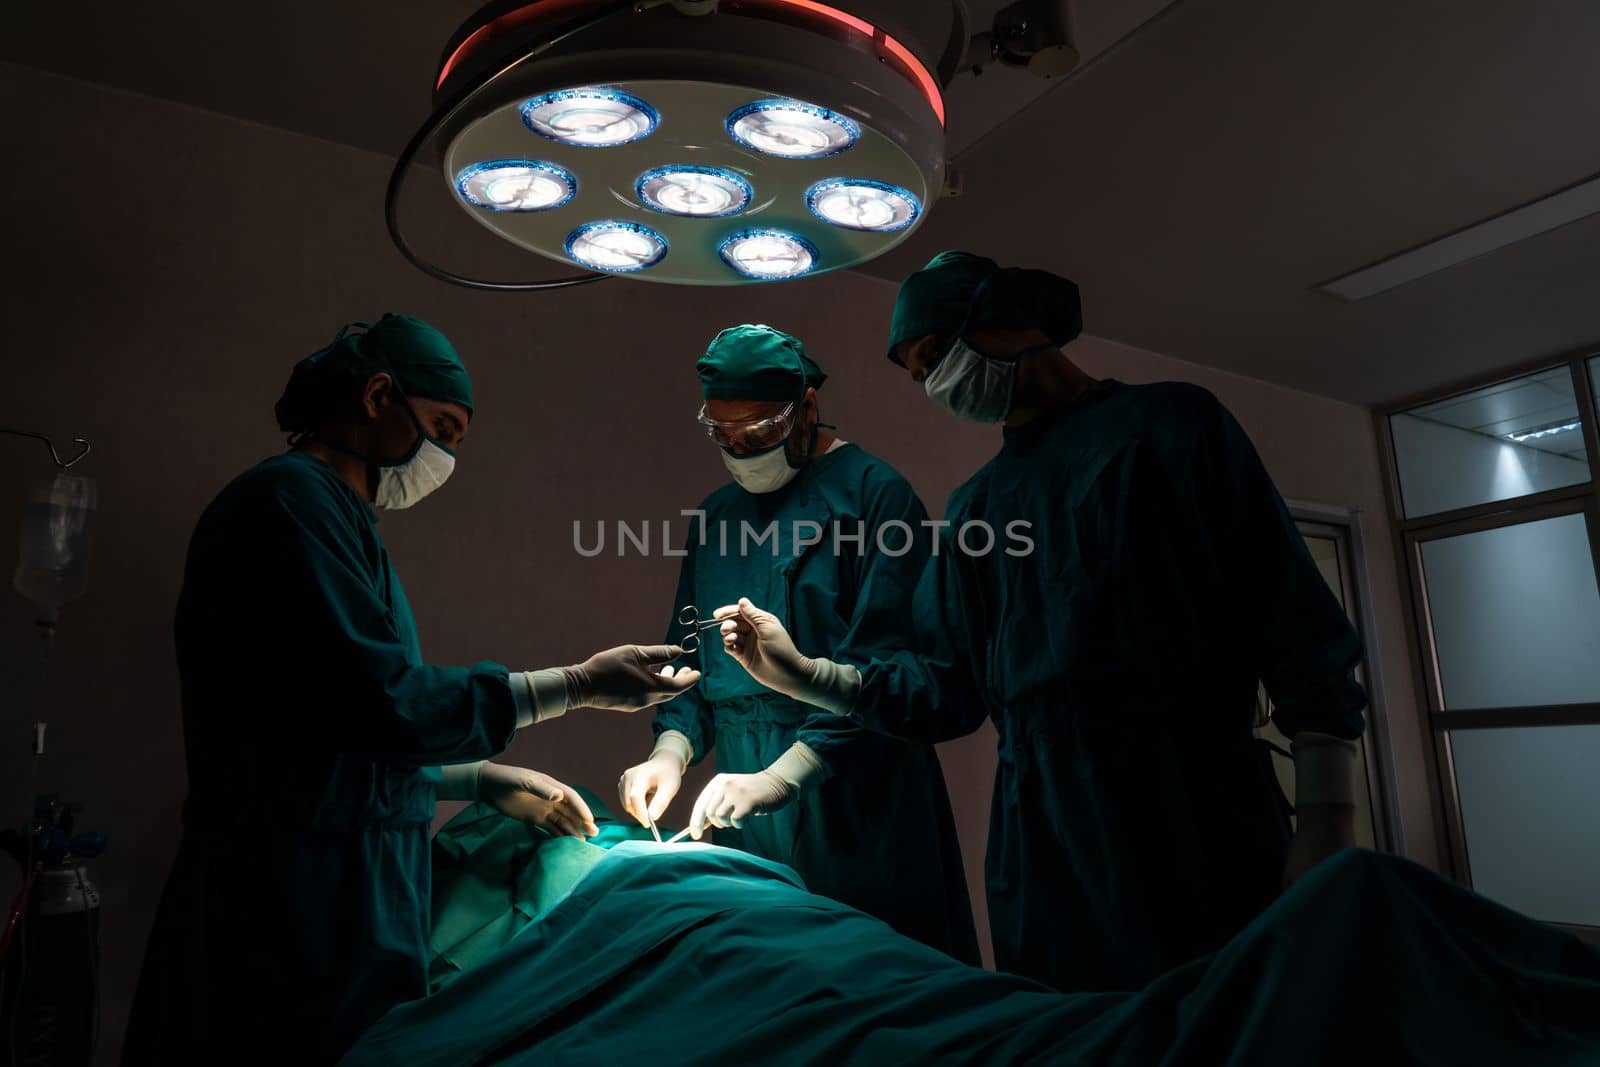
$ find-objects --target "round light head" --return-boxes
[726,99,860,159]
[454,160,577,212]
[520,87,659,147]
[806,178,920,233]
[718,228,819,280]
[430,1,947,284]
[637,165,753,218]
[565,220,668,273]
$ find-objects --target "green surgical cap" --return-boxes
[697,324,827,401]
[886,251,1083,363]
[275,313,474,432]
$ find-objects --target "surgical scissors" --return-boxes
[677,604,723,656]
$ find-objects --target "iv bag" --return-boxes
[13,473,96,623]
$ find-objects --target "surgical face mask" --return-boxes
[923,338,1017,423]
[374,432,456,509]
[366,393,457,510]
[721,439,801,494]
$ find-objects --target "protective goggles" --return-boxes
[697,402,797,451]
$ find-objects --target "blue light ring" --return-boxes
[563,219,669,273]
[635,165,755,218]
[454,159,578,212]
[725,99,861,159]
[520,87,660,147]
[804,177,921,232]
[717,228,822,280]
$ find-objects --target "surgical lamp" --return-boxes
[387,0,1078,289]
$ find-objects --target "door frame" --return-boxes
[1282,499,1405,855]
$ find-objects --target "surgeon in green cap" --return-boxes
[616,324,979,963]
[710,256,1369,993]
[124,315,699,1064]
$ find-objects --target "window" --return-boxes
[1449,725,1600,926]
[1419,514,1600,709]
[1385,354,1600,934]
[1592,355,1600,425]
[1391,367,1588,519]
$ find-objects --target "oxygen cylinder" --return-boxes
[2,824,104,1067]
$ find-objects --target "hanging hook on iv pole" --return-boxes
[1,428,92,469]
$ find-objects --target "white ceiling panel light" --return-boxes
[386,0,1081,290]
[1505,420,1581,444]
[1317,173,1600,302]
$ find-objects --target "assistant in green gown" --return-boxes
[846,376,1367,991]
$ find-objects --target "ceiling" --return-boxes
[6,0,1600,405]
[1406,365,1591,461]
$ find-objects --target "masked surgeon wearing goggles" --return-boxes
[617,324,978,964]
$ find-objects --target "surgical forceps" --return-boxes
[677,604,723,656]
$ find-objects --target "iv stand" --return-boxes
[0,422,97,1064]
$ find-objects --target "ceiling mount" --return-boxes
[975,0,1081,78]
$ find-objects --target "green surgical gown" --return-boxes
[124,451,519,1064]
[655,443,979,963]
[840,381,1367,991]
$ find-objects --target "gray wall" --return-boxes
[0,63,1430,1063]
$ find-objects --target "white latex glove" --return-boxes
[1282,732,1361,887]
[711,598,817,700]
[689,771,795,837]
[563,645,701,712]
[477,763,599,839]
[619,741,688,828]
[687,743,826,839]
[714,599,860,715]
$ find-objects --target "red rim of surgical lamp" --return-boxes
[435,0,946,126]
